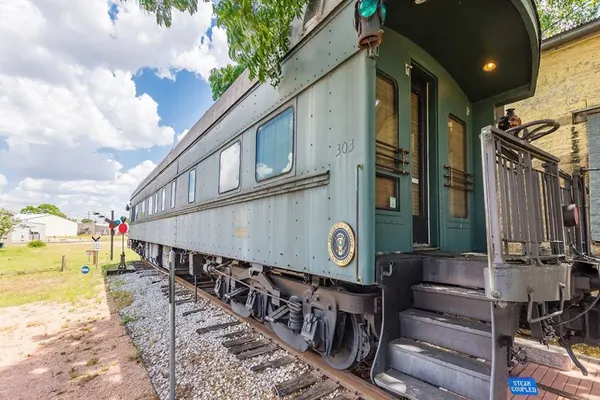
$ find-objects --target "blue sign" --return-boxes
[508,377,538,396]
[81,266,90,274]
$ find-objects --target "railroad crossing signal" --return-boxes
[91,236,100,269]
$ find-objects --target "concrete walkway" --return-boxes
[508,356,600,399]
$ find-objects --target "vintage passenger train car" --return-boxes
[128,0,600,398]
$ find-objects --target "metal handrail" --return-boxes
[480,126,567,299]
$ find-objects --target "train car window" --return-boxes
[219,141,241,193]
[161,187,166,211]
[188,168,196,203]
[153,192,158,214]
[148,196,152,216]
[448,115,468,218]
[135,204,140,220]
[375,74,399,210]
[141,200,145,217]
[256,107,294,182]
[170,181,176,209]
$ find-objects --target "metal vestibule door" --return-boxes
[411,74,429,244]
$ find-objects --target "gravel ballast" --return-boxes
[107,271,345,400]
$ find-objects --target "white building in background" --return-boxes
[10,220,46,243]
[15,214,78,237]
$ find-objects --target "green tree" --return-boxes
[20,205,40,214]
[20,204,68,219]
[208,64,246,100]
[0,211,18,239]
[537,0,600,39]
[81,218,94,223]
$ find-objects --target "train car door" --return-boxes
[410,73,429,245]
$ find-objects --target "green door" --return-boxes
[374,71,411,253]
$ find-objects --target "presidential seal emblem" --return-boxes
[328,222,356,267]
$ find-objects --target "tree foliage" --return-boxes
[20,204,68,219]
[208,64,246,100]
[81,218,94,223]
[536,0,600,39]
[133,0,200,27]
[0,210,18,239]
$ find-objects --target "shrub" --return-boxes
[27,240,46,248]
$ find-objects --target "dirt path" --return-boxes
[0,283,157,400]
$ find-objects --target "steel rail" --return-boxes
[141,260,395,400]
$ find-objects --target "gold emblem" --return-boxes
[328,222,356,267]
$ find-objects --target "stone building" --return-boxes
[506,18,600,242]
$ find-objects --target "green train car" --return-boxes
[128,0,600,398]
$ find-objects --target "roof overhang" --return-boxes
[384,0,541,106]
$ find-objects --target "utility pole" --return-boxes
[110,209,114,261]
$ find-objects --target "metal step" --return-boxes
[412,283,491,321]
[374,369,464,400]
[422,257,486,289]
[388,338,491,400]
[399,309,492,360]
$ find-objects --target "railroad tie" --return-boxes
[273,372,319,397]
[228,340,268,355]
[236,344,277,360]
[221,336,256,348]
[218,330,249,339]
[293,380,338,400]
[250,356,295,372]
[182,308,205,317]
[196,321,240,335]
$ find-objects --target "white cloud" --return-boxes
[0,173,7,188]
[0,0,232,219]
[0,161,157,220]
[176,129,190,143]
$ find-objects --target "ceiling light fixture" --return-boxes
[414,0,427,4]
[483,62,497,72]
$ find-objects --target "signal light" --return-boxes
[353,0,387,50]
[358,0,378,17]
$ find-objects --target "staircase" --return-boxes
[374,256,515,400]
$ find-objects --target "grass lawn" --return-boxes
[0,240,140,308]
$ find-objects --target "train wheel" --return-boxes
[323,312,363,370]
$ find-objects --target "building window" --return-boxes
[161,187,166,211]
[375,74,399,210]
[220,141,241,193]
[171,181,176,209]
[256,107,294,182]
[448,115,468,218]
[188,168,196,203]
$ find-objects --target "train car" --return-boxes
[128,0,600,398]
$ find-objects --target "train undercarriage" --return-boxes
[130,242,382,371]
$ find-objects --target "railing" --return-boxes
[481,126,566,264]
[480,126,569,301]
[375,140,409,175]
[443,165,474,192]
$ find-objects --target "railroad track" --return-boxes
[134,260,396,400]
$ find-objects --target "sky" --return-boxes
[0,0,232,221]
